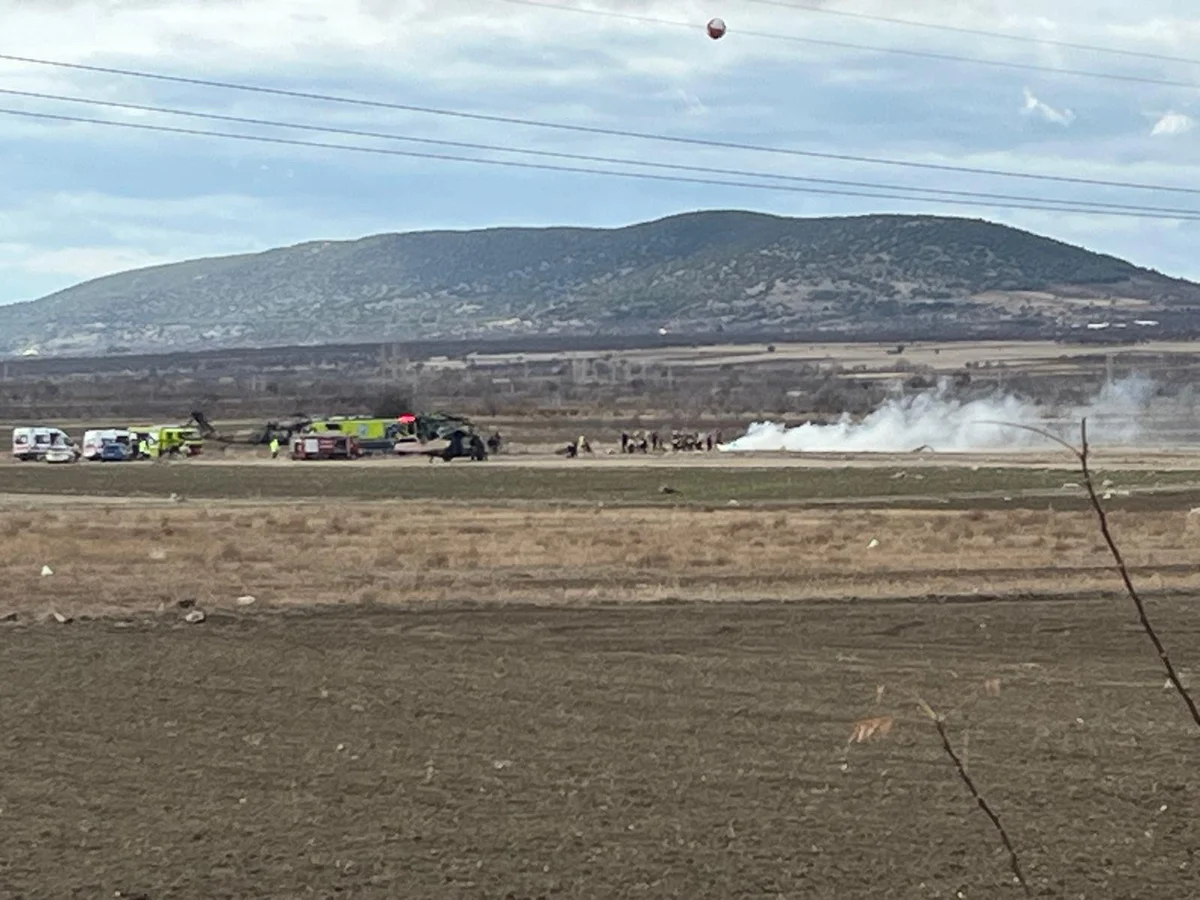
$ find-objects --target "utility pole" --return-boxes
[378,343,406,382]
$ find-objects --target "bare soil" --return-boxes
[3,600,1199,898]
[5,452,1200,897]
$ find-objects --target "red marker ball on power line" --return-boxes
[707,17,726,39]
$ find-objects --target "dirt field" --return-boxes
[3,601,1199,898]
[5,454,1200,897]
[454,338,1200,373]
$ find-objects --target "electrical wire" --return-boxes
[1,50,1197,197]
[745,0,1200,69]
[6,87,1199,217]
[4,106,1200,220]
[497,0,1200,91]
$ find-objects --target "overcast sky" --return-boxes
[1,0,1199,304]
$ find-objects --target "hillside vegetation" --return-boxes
[4,210,1198,354]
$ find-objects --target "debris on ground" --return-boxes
[184,610,207,624]
[40,565,53,577]
[235,595,257,607]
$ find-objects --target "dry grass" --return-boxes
[3,500,1200,616]
[848,715,895,744]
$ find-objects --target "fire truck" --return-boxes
[290,433,363,461]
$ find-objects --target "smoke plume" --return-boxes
[721,376,1159,454]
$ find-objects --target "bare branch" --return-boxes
[918,699,1032,897]
[973,419,1082,458]
[1074,419,1200,731]
[983,415,1200,731]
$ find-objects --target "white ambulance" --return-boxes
[11,427,77,461]
[81,428,133,461]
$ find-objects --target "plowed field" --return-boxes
[3,598,1200,898]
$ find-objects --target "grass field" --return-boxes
[6,501,1200,614]
[5,455,1200,511]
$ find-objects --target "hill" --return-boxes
[3,210,1199,355]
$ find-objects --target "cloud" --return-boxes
[1021,87,1076,126]
[658,87,707,117]
[12,246,178,279]
[1151,111,1196,136]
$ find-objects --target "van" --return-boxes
[12,427,76,461]
[82,428,133,461]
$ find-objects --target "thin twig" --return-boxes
[918,699,1032,897]
[982,416,1200,732]
[1075,419,1200,731]
[961,720,970,774]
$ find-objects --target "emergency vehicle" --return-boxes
[82,429,133,461]
[290,433,363,460]
[11,427,77,461]
[126,426,205,458]
[305,416,412,452]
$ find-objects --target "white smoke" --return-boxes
[721,376,1159,454]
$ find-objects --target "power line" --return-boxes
[1,51,1197,197]
[4,106,1200,220]
[745,0,1200,69]
[6,87,1199,217]
[497,0,1200,91]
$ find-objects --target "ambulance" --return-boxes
[82,428,134,461]
[11,427,77,461]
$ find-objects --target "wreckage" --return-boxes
[188,409,490,461]
[392,411,489,462]
[188,411,311,447]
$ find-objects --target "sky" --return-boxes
[1,0,1200,304]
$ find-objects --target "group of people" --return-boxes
[620,429,723,453]
[560,428,725,458]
